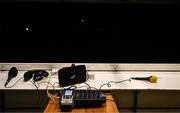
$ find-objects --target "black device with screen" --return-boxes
[60,89,74,111]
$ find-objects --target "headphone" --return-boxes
[24,70,49,82]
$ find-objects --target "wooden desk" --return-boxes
[44,94,119,113]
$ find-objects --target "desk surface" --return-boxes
[1,71,180,90]
[49,71,180,90]
[44,94,119,113]
[1,63,180,90]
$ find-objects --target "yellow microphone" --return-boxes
[149,75,158,83]
[131,75,158,83]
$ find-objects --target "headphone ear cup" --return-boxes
[33,70,49,82]
[8,67,18,78]
[24,71,33,82]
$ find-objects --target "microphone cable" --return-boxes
[99,78,132,91]
[4,77,23,88]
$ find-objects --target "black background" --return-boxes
[0,1,180,63]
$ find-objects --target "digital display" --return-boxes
[65,90,73,96]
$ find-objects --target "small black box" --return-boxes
[58,65,87,87]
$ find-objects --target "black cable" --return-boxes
[37,81,59,98]
[99,78,131,90]
[32,81,57,111]
[51,72,58,76]
[83,82,98,90]
[99,83,111,91]
[36,81,54,89]
[36,81,54,110]
[107,78,131,86]
[65,83,92,90]
[4,77,23,88]
[29,81,56,112]
[29,80,38,89]
[84,82,91,89]
[70,82,96,90]
[29,80,39,112]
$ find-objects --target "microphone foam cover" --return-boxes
[150,75,158,83]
